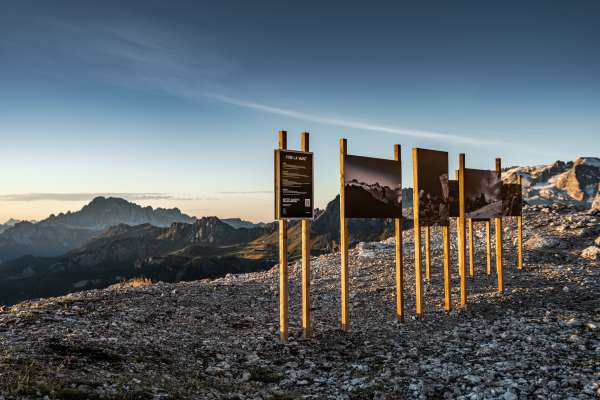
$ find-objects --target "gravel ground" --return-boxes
[0,205,598,399]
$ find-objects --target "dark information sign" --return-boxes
[275,149,314,219]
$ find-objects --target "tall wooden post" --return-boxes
[300,132,311,338]
[412,149,424,317]
[394,144,404,321]
[458,153,467,306]
[468,219,474,277]
[339,138,349,331]
[425,226,431,282]
[495,158,504,293]
[454,169,461,278]
[486,220,492,275]
[443,224,451,312]
[278,130,289,342]
[517,175,523,271]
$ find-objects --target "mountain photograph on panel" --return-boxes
[443,179,460,218]
[344,155,402,218]
[417,149,449,226]
[464,169,502,219]
[502,183,523,216]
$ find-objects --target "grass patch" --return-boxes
[248,367,283,383]
[46,340,123,363]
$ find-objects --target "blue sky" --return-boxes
[0,1,599,222]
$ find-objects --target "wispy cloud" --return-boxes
[31,21,495,147]
[215,190,271,195]
[207,95,494,146]
[0,193,175,202]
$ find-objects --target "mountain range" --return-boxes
[0,197,195,262]
[0,157,597,305]
[503,157,600,210]
[0,195,408,305]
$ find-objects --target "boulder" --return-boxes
[525,234,560,250]
[580,246,600,261]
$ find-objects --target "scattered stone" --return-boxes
[0,207,598,399]
[580,246,600,261]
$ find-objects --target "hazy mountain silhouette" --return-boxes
[0,197,195,262]
[0,196,413,305]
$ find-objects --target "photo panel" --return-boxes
[502,183,523,217]
[444,179,459,218]
[416,149,449,226]
[344,155,402,218]
[464,168,502,219]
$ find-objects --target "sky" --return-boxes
[0,1,599,223]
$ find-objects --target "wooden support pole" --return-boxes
[339,138,349,331]
[486,220,492,275]
[394,144,404,321]
[425,226,431,282]
[454,169,461,278]
[517,175,523,271]
[468,219,474,278]
[412,148,424,317]
[300,132,311,338]
[443,225,451,312]
[495,158,504,293]
[278,130,289,342]
[458,153,467,306]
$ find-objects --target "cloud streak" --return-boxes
[207,95,494,146]
[32,21,495,147]
[0,193,175,202]
[215,190,271,195]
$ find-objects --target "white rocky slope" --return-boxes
[503,157,600,210]
[0,204,598,399]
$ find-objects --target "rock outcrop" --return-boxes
[503,157,600,209]
[0,203,598,399]
[0,197,196,262]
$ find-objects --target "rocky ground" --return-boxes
[0,205,598,399]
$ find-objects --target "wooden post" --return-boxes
[517,175,523,271]
[278,130,289,342]
[454,169,461,278]
[468,218,474,277]
[412,149,424,317]
[339,139,349,331]
[300,132,311,338]
[495,158,504,293]
[486,220,492,275]
[458,153,467,306]
[394,144,404,321]
[443,225,451,312]
[425,226,431,282]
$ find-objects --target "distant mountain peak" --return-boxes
[39,197,195,230]
[504,157,600,210]
[0,197,198,262]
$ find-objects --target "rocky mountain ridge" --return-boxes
[0,217,274,305]
[0,197,196,262]
[503,157,600,210]
[0,204,598,399]
[0,195,410,305]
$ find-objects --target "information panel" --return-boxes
[275,149,314,219]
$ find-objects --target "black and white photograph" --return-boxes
[464,168,502,219]
[344,155,402,218]
[502,183,523,217]
[416,149,449,226]
[443,179,460,218]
